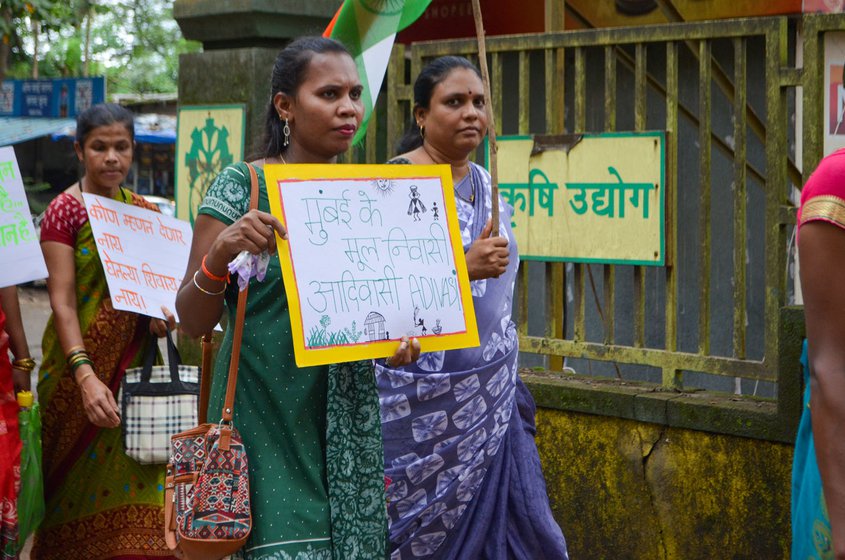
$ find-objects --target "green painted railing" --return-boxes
[347,14,845,440]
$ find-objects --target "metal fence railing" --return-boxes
[347,14,845,439]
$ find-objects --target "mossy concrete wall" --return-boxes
[177,48,279,157]
[174,0,337,155]
[533,404,792,559]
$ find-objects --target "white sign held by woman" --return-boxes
[82,193,192,321]
[0,146,48,288]
[265,163,479,367]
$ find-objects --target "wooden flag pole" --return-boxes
[470,0,499,236]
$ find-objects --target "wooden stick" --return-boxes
[471,0,499,236]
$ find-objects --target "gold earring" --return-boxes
[419,124,425,139]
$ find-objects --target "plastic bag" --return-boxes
[17,393,43,551]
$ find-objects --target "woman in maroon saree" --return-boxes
[35,104,175,559]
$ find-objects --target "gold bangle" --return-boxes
[12,358,36,372]
[75,370,96,386]
[66,349,88,365]
[65,345,85,358]
[70,358,93,372]
[68,352,91,368]
[193,270,226,296]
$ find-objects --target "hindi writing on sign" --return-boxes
[265,164,479,367]
[0,146,47,288]
[495,132,665,265]
[82,193,191,321]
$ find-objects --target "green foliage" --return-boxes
[343,320,362,343]
[2,0,201,93]
[307,325,351,348]
[307,319,364,347]
[22,177,52,215]
[0,0,56,38]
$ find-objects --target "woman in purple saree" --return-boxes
[376,56,568,560]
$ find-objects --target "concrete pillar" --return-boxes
[174,0,338,152]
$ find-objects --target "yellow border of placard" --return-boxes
[265,163,479,367]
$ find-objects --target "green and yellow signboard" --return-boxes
[493,132,665,265]
[175,105,245,224]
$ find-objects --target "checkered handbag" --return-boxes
[120,330,199,465]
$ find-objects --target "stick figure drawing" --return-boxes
[408,185,427,221]
[413,306,427,336]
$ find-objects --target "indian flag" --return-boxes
[325,0,432,144]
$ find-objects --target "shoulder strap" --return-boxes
[217,162,259,449]
[198,333,213,424]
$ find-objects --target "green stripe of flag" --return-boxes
[328,0,432,144]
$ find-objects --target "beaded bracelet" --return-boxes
[201,254,229,283]
[193,270,227,296]
[11,358,36,372]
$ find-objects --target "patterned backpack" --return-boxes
[163,163,260,559]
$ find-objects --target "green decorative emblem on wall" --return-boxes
[184,117,234,224]
[176,105,245,224]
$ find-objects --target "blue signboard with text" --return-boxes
[0,77,105,118]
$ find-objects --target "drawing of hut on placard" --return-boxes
[364,311,387,341]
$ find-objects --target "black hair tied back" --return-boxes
[257,36,353,159]
[395,56,482,154]
[75,103,135,147]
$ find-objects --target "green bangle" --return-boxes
[66,349,88,365]
[70,358,93,372]
[68,353,91,368]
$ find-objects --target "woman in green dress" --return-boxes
[176,36,417,560]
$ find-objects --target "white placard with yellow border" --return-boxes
[495,132,665,265]
[265,164,479,367]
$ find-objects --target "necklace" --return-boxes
[262,153,288,167]
[454,169,475,204]
[421,145,474,204]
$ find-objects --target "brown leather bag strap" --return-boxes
[220,162,260,425]
[197,333,213,424]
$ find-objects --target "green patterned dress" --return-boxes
[198,163,386,560]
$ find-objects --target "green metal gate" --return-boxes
[362,14,845,441]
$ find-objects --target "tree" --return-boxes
[1,0,199,93]
[101,0,200,93]
[0,0,56,83]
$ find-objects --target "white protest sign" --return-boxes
[265,164,479,367]
[0,146,48,288]
[82,193,191,321]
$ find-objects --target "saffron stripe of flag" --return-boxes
[325,0,432,144]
